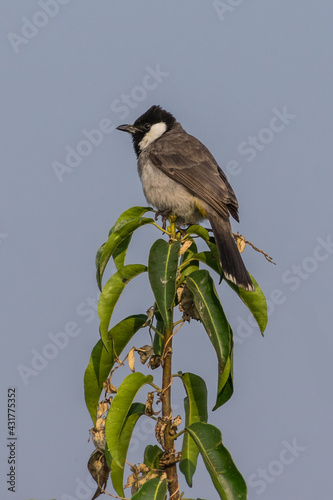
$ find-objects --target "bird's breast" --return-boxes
[137,158,204,224]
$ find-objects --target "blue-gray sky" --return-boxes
[1,1,333,499]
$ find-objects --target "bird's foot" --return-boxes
[154,209,172,230]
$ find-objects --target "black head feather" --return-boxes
[117,105,176,156]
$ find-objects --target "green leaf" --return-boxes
[112,234,132,270]
[187,422,247,500]
[108,207,152,272]
[214,351,233,410]
[131,477,168,500]
[84,340,113,424]
[103,313,147,355]
[110,402,146,497]
[226,275,268,335]
[84,314,147,423]
[105,372,153,467]
[185,246,268,336]
[144,444,164,469]
[180,373,208,486]
[148,239,181,331]
[96,206,154,290]
[95,242,106,276]
[186,225,211,244]
[105,445,112,468]
[193,251,220,275]
[108,206,153,235]
[98,264,147,347]
[186,270,232,408]
[184,228,221,279]
[202,232,267,334]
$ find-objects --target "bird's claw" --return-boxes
[154,209,172,230]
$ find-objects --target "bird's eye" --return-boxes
[143,123,151,131]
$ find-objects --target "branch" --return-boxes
[232,232,276,265]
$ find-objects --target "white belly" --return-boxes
[138,160,203,223]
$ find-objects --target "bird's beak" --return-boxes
[116,124,141,135]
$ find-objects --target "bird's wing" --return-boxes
[148,125,239,221]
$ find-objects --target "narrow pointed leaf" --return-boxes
[193,251,220,275]
[104,314,148,361]
[148,239,181,330]
[105,372,153,467]
[98,264,147,347]
[97,206,154,290]
[105,445,112,468]
[112,234,132,270]
[214,351,233,411]
[97,218,152,289]
[84,314,147,424]
[187,422,247,500]
[84,339,113,424]
[186,270,232,407]
[95,242,106,276]
[180,374,208,421]
[108,207,152,271]
[190,253,267,335]
[226,276,268,334]
[109,206,153,235]
[180,373,208,486]
[131,477,168,500]
[185,227,221,279]
[205,234,267,334]
[110,403,146,497]
[186,225,211,244]
[181,397,195,485]
[144,445,164,469]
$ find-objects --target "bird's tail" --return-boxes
[209,213,254,291]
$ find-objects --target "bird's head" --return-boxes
[117,105,176,156]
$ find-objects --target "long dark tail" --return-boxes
[208,213,254,291]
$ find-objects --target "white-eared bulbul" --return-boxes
[117,105,254,291]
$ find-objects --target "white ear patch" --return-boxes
[138,122,167,151]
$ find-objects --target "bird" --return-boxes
[116,105,254,291]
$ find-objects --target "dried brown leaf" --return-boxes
[179,239,193,256]
[128,347,136,372]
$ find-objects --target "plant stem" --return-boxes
[163,216,180,499]
[168,215,177,240]
[162,323,180,499]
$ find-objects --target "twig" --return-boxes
[233,232,276,265]
[125,459,135,468]
[161,321,185,361]
[170,484,181,499]
[170,429,186,441]
[160,377,174,398]
[99,485,127,499]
